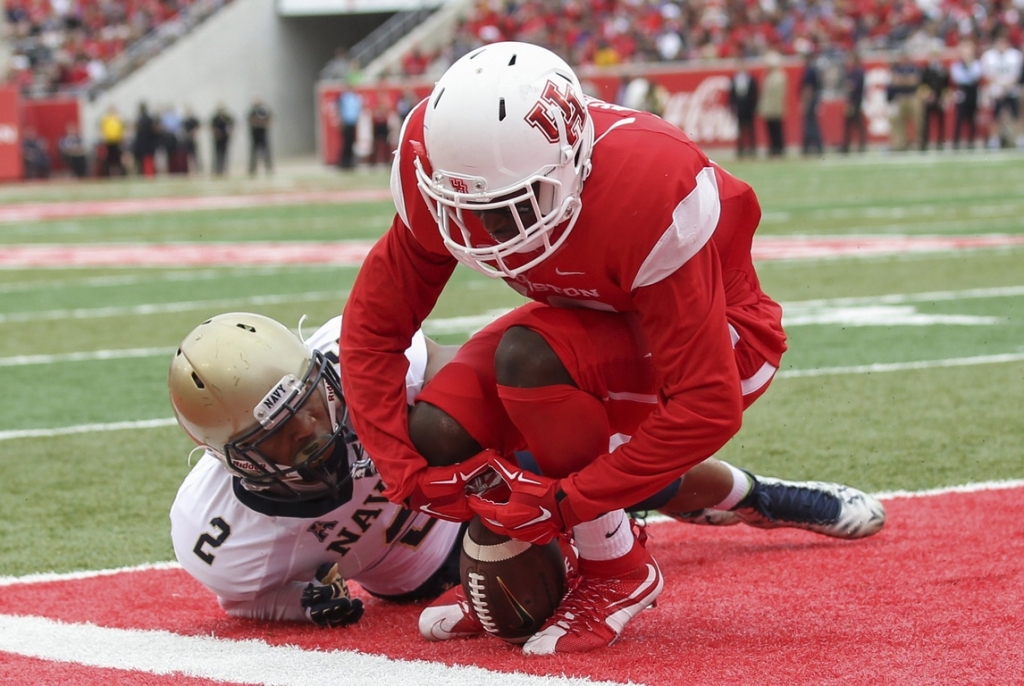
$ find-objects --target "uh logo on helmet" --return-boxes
[525,79,587,153]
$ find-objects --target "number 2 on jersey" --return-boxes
[194,517,231,564]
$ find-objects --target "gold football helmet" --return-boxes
[168,312,360,501]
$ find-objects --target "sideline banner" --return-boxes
[316,56,968,165]
[0,86,22,182]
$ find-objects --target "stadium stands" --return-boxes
[388,0,1023,77]
[5,0,232,99]
[5,0,1020,99]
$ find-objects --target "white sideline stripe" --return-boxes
[0,265,341,294]
[3,352,1023,443]
[0,418,178,440]
[0,310,513,367]
[0,347,175,366]
[0,614,626,686]
[0,561,182,587]
[638,479,1024,524]
[4,284,1021,327]
[872,478,1024,500]
[776,352,1024,378]
[787,284,1024,307]
[0,290,351,323]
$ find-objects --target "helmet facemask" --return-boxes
[220,351,362,502]
[416,155,588,278]
[414,42,594,279]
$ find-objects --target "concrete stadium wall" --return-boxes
[82,0,392,172]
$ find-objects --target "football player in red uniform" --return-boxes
[340,42,885,653]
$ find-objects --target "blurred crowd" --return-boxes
[386,0,1023,77]
[6,0,1022,98]
[4,0,230,98]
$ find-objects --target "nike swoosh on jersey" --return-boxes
[554,267,586,276]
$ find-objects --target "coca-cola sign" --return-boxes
[661,75,736,143]
[584,67,773,148]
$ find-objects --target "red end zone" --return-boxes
[2,486,1022,685]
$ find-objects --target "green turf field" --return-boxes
[1,153,1022,577]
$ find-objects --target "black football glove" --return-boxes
[300,562,365,628]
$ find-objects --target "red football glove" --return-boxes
[404,451,495,522]
[467,454,583,545]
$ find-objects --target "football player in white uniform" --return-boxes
[169,312,465,627]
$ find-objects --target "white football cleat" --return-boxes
[732,473,886,539]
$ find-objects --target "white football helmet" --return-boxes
[414,41,594,278]
[168,312,363,502]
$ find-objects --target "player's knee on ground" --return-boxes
[408,401,482,467]
[494,326,574,388]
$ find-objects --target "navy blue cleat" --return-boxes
[732,472,886,539]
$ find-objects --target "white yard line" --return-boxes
[776,352,1024,378]
[0,561,182,587]
[0,614,626,686]
[0,265,340,294]
[0,347,175,366]
[0,418,179,441]
[3,284,1020,327]
[872,479,1024,500]
[2,351,1022,443]
[0,290,350,323]
[785,284,1024,307]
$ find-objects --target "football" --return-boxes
[459,515,568,644]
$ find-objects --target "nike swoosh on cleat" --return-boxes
[429,618,458,639]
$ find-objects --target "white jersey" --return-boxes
[169,316,462,622]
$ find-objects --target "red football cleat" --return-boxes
[522,541,663,655]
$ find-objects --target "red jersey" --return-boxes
[341,97,786,514]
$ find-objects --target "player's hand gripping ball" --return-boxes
[459,515,569,644]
